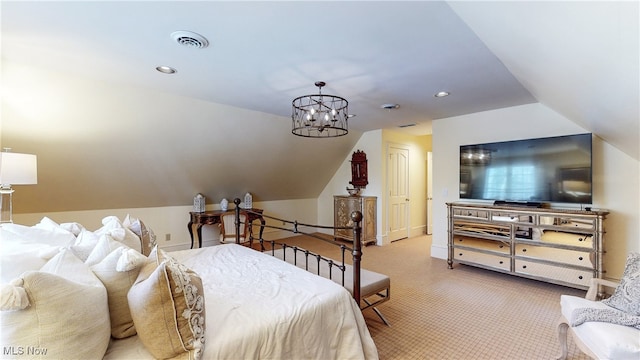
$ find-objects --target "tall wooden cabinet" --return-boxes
[334,195,377,245]
[447,202,608,290]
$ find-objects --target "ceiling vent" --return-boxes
[171,31,209,49]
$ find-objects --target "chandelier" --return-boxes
[291,81,349,138]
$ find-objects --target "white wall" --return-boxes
[318,129,431,246]
[318,130,383,241]
[13,198,318,251]
[432,103,639,280]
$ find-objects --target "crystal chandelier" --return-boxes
[291,81,349,138]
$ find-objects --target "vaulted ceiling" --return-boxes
[1,1,638,213]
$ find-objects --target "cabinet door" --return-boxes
[334,197,361,240]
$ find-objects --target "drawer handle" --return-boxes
[522,265,527,269]
[578,276,583,280]
[499,245,503,248]
[578,256,584,261]
[522,248,527,252]
[459,253,463,256]
[578,237,584,242]
[499,261,504,264]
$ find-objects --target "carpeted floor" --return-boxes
[276,234,590,360]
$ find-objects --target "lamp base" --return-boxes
[0,187,14,224]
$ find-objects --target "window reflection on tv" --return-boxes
[459,134,592,204]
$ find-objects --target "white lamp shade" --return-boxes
[0,152,38,185]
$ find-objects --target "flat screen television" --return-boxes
[459,133,592,205]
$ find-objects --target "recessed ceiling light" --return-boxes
[434,91,450,98]
[381,103,400,110]
[156,66,177,74]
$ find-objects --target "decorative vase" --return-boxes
[244,192,253,209]
[220,198,229,211]
[193,193,205,212]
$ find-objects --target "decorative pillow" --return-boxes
[91,246,148,339]
[128,251,205,359]
[94,216,142,253]
[0,248,110,359]
[70,228,101,262]
[85,232,138,267]
[60,221,85,236]
[603,252,640,315]
[0,228,63,284]
[0,222,76,248]
[123,214,157,256]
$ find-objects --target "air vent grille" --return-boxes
[171,31,209,49]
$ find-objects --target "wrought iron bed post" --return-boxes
[234,198,242,244]
[351,210,362,306]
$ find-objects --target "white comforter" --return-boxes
[104,244,378,360]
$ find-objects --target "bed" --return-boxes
[234,203,391,325]
[0,208,379,360]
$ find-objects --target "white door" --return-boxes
[427,151,433,235]
[388,145,409,241]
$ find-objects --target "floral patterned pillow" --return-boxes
[603,252,640,316]
[128,249,205,359]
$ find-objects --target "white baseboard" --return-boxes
[431,244,448,259]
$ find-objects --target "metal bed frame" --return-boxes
[230,198,390,325]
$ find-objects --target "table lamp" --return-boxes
[0,149,38,224]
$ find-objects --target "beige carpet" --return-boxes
[276,234,590,360]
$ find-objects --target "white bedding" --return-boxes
[104,244,378,360]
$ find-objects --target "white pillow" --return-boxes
[60,222,85,236]
[0,228,64,284]
[94,216,142,253]
[85,233,131,267]
[0,248,110,359]
[91,247,148,339]
[70,228,101,262]
[0,223,76,248]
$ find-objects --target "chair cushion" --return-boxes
[603,252,640,316]
[561,295,640,359]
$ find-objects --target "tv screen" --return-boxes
[459,133,592,205]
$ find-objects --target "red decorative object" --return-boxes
[349,150,368,188]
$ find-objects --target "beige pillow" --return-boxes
[0,248,110,359]
[128,251,205,359]
[91,246,148,339]
[123,215,157,256]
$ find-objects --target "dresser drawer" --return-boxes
[453,208,490,220]
[515,244,593,267]
[515,259,592,287]
[454,236,510,254]
[455,249,510,271]
[540,231,593,248]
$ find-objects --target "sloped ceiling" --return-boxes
[1,1,638,214]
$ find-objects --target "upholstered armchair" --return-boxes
[557,253,640,359]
